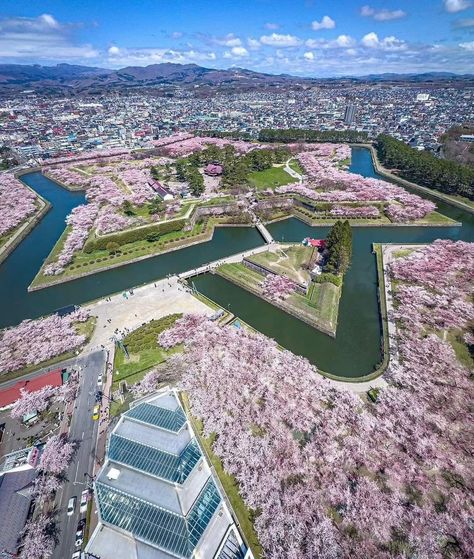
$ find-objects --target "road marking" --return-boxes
[74,460,80,482]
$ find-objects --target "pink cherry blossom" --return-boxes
[0,308,89,374]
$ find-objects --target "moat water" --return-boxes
[1,148,473,378]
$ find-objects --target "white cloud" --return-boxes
[459,40,474,50]
[247,38,261,49]
[170,31,183,39]
[0,14,98,61]
[260,33,302,47]
[361,32,406,51]
[105,47,216,67]
[230,46,249,57]
[361,32,379,48]
[215,34,242,47]
[444,0,472,12]
[311,15,336,31]
[453,17,474,27]
[334,34,355,48]
[360,5,406,21]
[306,34,355,49]
[264,22,280,30]
[39,14,60,29]
[303,51,315,60]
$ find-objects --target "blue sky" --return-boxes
[0,0,473,75]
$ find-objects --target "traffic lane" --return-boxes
[52,350,106,559]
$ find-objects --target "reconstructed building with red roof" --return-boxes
[0,368,63,409]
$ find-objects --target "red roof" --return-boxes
[305,238,326,248]
[0,369,63,408]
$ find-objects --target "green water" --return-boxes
[1,148,473,379]
[192,148,474,378]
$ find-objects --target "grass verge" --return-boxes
[180,392,263,559]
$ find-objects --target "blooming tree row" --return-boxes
[0,173,38,236]
[159,244,474,559]
[276,147,436,222]
[20,513,55,559]
[0,308,89,374]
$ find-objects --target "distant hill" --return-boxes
[0,63,472,92]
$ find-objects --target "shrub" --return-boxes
[84,219,186,251]
[314,273,342,287]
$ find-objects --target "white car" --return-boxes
[75,529,83,548]
[80,490,89,513]
[72,552,81,559]
[67,496,76,516]
[97,374,103,386]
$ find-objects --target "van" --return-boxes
[67,496,77,516]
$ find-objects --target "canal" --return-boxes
[1,148,473,379]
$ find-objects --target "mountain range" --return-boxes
[0,63,472,92]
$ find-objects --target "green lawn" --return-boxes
[288,159,304,175]
[112,314,182,388]
[30,219,212,288]
[217,262,341,335]
[447,330,474,370]
[248,166,295,190]
[247,245,313,284]
[413,211,458,225]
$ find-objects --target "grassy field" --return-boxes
[180,393,263,559]
[248,166,295,190]
[112,314,182,389]
[247,245,313,284]
[216,262,341,335]
[288,159,304,175]
[30,219,212,288]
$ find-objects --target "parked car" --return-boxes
[80,489,89,513]
[67,496,76,516]
[92,404,100,421]
[97,374,103,386]
[72,552,81,559]
[75,528,83,548]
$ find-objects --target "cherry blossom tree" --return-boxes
[261,273,296,300]
[0,173,38,236]
[10,386,58,420]
[38,435,75,475]
[19,513,56,559]
[158,242,474,559]
[0,308,89,374]
[129,368,162,397]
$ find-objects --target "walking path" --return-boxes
[284,158,303,183]
[178,243,272,279]
[84,275,213,350]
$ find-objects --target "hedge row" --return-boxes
[314,272,343,287]
[84,218,186,252]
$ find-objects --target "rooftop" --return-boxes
[87,389,251,559]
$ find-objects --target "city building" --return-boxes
[86,388,253,559]
[344,104,356,125]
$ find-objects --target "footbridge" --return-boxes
[178,243,272,280]
[255,220,274,244]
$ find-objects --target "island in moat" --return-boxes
[14,134,455,297]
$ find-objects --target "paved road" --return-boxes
[52,349,106,559]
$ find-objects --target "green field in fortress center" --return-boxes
[1,147,473,379]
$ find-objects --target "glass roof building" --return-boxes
[86,388,254,559]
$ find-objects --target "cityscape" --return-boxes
[0,2,473,559]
